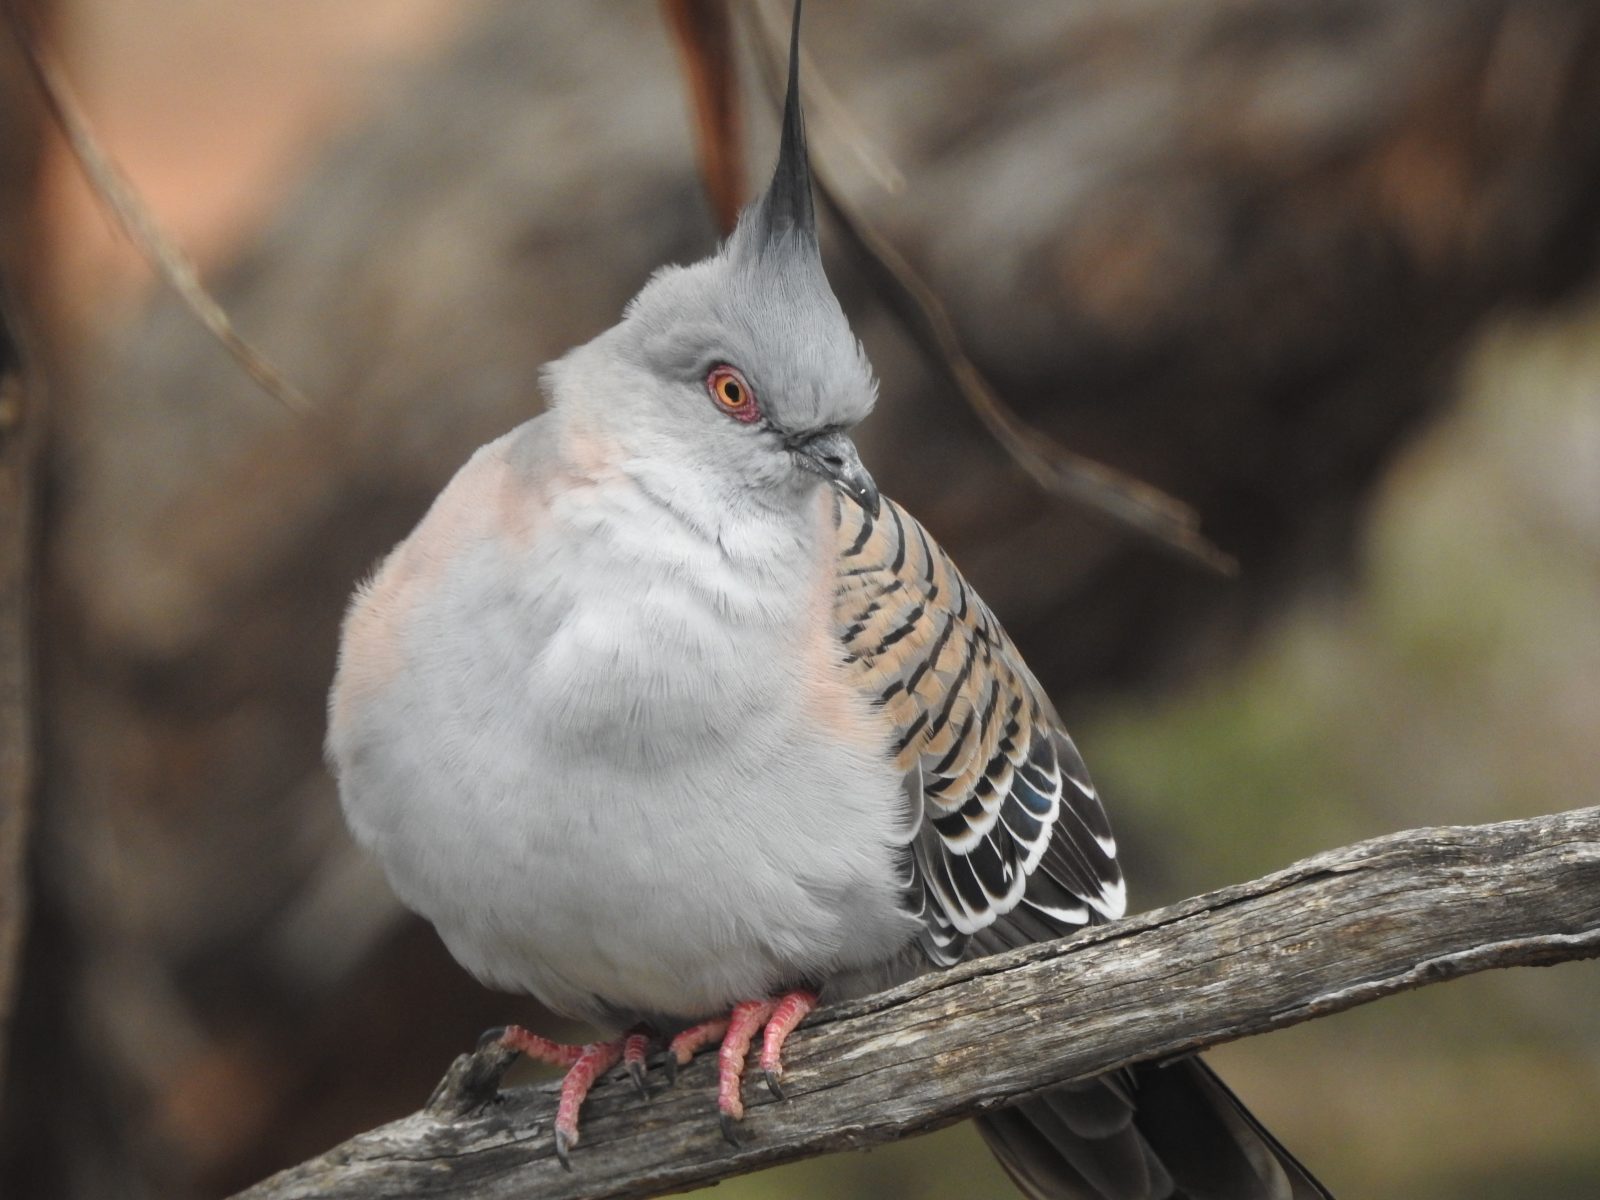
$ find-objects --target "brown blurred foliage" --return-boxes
[3,1,1600,1197]
[0,0,49,1107]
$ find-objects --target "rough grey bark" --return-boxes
[232,806,1600,1200]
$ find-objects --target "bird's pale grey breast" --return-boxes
[328,407,919,1025]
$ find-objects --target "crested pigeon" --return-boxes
[327,5,1331,1196]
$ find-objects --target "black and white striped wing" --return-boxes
[832,495,1126,966]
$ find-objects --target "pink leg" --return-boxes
[496,1025,587,1068]
[758,989,818,1098]
[716,999,776,1138]
[494,1026,655,1167]
[551,1041,624,1166]
[658,991,823,1144]
[623,1027,652,1097]
[666,1016,730,1081]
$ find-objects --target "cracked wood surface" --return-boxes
[232,806,1600,1200]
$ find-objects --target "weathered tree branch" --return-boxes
[232,806,1600,1200]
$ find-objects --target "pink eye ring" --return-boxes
[707,365,760,423]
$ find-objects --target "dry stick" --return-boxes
[665,0,903,241]
[231,806,1600,1200]
[661,0,746,237]
[744,1,1234,576]
[744,3,906,199]
[4,4,313,415]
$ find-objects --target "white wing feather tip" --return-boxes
[833,497,1129,958]
[1090,875,1128,920]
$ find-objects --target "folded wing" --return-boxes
[831,495,1125,964]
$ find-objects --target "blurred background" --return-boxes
[1,1,1598,1197]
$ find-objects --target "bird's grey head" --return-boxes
[552,0,880,518]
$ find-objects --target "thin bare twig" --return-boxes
[5,2,313,415]
[744,1,1233,575]
[661,0,746,236]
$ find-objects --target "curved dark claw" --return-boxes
[476,1025,508,1052]
[554,1127,575,1171]
[763,1068,786,1101]
[628,1056,651,1099]
[719,1110,744,1147]
[664,1053,680,1087]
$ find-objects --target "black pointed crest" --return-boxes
[748,0,816,249]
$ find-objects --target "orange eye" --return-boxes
[707,365,759,423]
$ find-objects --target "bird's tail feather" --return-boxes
[976,1057,1332,1200]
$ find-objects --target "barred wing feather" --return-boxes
[831,495,1126,965]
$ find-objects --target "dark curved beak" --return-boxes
[795,428,880,517]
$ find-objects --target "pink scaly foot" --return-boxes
[715,1000,775,1141]
[663,990,820,1145]
[758,989,818,1099]
[495,1024,648,1168]
[623,1027,653,1098]
[665,1015,730,1085]
[495,1025,586,1069]
[551,1041,623,1167]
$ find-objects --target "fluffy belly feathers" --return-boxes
[329,466,915,1026]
